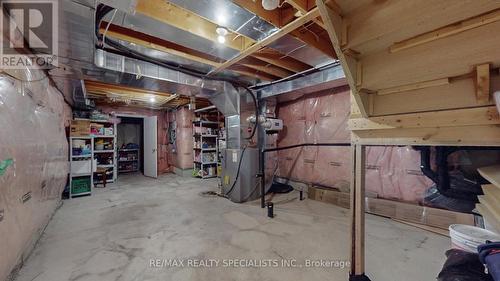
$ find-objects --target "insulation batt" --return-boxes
[175,108,194,169]
[276,89,432,203]
[0,71,71,281]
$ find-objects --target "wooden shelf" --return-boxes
[478,165,500,188]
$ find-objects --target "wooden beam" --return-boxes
[99,22,223,67]
[475,63,491,103]
[316,0,367,117]
[85,80,173,97]
[350,144,366,276]
[390,8,500,53]
[99,22,286,81]
[228,65,280,81]
[209,7,321,74]
[253,49,311,73]
[240,57,294,78]
[135,0,254,51]
[376,78,450,96]
[349,106,500,131]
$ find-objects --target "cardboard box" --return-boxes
[309,186,351,209]
[70,120,90,137]
[365,197,475,230]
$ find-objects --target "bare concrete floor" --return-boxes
[14,174,449,281]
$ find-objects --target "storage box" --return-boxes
[71,160,92,174]
[71,176,91,194]
[365,197,475,230]
[308,187,351,209]
[70,120,90,136]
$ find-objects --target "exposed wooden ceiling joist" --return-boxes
[253,49,311,73]
[209,7,321,74]
[99,22,223,67]
[135,0,254,51]
[85,80,174,97]
[228,65,281,81]
[100,22,287,81]
[233,0,336,59]
[240,57,295,78]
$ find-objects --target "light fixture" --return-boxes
[216,26,228,44]
[217,35,226,44]
[262,0,279,10]
[149,96,156,102]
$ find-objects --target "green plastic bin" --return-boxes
[71,176,91,195]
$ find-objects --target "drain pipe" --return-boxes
[417,146,488,202]
[260,142,351,209]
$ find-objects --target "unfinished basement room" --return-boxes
[2,0,500,281]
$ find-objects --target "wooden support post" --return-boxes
[349,144,371,281]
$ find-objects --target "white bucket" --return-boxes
[449,224,500,253]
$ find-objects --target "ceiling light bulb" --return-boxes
[216,26,228,36]
[262,0,279,10]
[149,96,156,102]
[217,35,226,44]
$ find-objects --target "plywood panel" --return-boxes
[361,21,500,90]
[345,0,500,56]
[371,78,497,116]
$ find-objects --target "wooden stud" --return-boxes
[475,63,491,103]
[316,0,368,117]
[348,106,500,131]
[341,20,348,47]
[350,144,366,276]
[99,22,223,67]
[376,78,450,96]
[99,22,296,81]
[253,50,311,72]
[390,8,500,53]
[356,61,362,87]
[240,57,295,78]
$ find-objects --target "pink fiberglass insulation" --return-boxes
[175,107,194,169]
[275,88,432,203]
[97,105,171,173]
[0,72,71,281]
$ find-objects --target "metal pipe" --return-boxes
[260,148,266,208]
[263,142,350,153]
[260,142,351,211]
[194,105,216,112]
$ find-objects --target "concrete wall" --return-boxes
[0,72,71,281]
